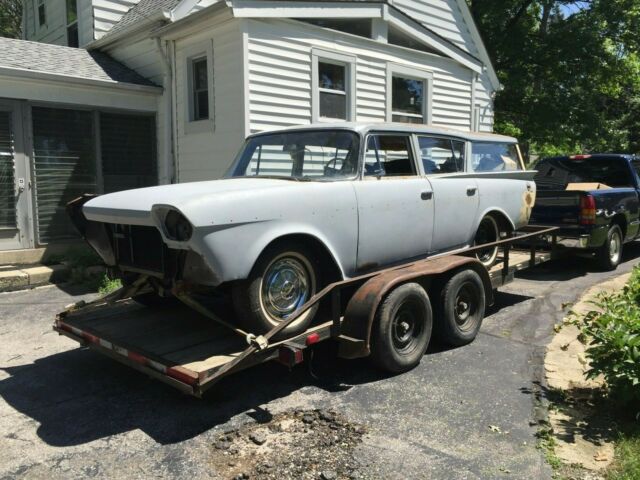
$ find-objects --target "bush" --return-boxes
[574,267,640,408]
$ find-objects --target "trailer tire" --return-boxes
[596,224,623,271]
[435,269,486,347]
[232,242,319,338]
[370,283,433,373]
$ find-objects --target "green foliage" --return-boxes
[469,0,640,159]
[0,0,21,39]
[573,267,640,408]
[97,275,122,295]
[607,427,640,480]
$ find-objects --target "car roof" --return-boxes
[247,122,518,143]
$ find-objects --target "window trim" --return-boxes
[184,40,214,135]
[66,0,79,47]
[386,63,433,125]
[311,48,356,123]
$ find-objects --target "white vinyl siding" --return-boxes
[174,20,245,182]
[475,73,494,132]
[391,0,479,56]
[246,19,474,133]
[93,0,139,40]
[23,0,68,46]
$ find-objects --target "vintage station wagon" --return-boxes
[74,123,536,336]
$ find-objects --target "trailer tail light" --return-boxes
[305,332,321,346]
[579,194,596,225]
[278,345,304,367]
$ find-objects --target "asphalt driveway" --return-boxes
[1,245,639,480]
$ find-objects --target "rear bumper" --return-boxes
[534,225,608,249]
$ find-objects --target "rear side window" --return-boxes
[418,136,465,174]
[472,142,521,172]
[364,135,416,177]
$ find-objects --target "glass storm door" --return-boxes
[0,101,32,250]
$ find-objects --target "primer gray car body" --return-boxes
[83,123,537,285]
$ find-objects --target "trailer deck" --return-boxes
[55,230,557,397]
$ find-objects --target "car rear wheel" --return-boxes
[370,283,433,373]
[597,225,623,271]
[474,216,500,268]
[232,242,319,338]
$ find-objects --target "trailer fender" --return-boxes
[339,255,493,359]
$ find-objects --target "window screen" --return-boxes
[32,107,96,243]
[0,112,16,228]
[364,135,416,177]
[192,57,209,120]
[319,62,347,120]
[391,76,424,124]
[100,113,157,193]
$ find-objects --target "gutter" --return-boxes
[87,10,172,50]
[0,66,162,94]
[155,38,177,184]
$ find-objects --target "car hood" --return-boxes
[83,177,301,225]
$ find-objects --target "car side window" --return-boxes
[417,136,465,174]
[364,135,416,177]
[472,142,520,172]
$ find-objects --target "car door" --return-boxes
[353,133,434,271]
[416,135,479,252]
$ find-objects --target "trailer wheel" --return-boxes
[596,224,623,271]
[436,269,486,347]
[232,242,319,338]
[370,283,433,373]
[474,216,500,268]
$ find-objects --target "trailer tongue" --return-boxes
[54,226,558,397]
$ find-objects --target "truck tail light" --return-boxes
[579,194,596,225]
[569,154,592,160]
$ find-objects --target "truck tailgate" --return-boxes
[530,191,584,226]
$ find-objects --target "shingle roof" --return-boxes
[0,36,158,87]
[103,0,182,39]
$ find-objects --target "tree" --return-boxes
[0,0,22,39]
[468,0,640,157]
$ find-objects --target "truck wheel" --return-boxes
[597,225,623,271]
[435,269,486,347]
[232,242,318,338]
[474,216,500,268]
[370,283,433,373]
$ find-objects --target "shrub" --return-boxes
[574,267,640,408]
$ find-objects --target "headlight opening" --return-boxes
[164,210,193,241]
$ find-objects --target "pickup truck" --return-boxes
[530,154,640,270]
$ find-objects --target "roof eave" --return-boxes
[0,66,163,94]
[87,10,173,50]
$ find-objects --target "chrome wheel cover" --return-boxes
[609,231,621,264]
[261,255,313,322]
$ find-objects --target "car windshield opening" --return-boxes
[230,130,360,180]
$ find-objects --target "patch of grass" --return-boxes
[607,426,640,480]
[97,275,121,295]
[536,426,564,471]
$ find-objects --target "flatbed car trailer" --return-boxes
[54,225,559,397]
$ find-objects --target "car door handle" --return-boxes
[421,190,433,200]
[466,186,478,196]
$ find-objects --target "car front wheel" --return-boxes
[232,242,319,338]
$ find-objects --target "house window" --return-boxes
[37,0,46,27]
[319,62,347,119]
[312,50,356,122]
[387,66,433,124]
[66,0,78,47]
[191,57,209,121]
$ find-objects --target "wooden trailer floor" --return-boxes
[61,298,248,373]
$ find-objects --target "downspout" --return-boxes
[155,37,176,184]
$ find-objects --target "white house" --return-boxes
[0,0,499,253]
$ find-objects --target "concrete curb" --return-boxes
[0,264,70,292]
